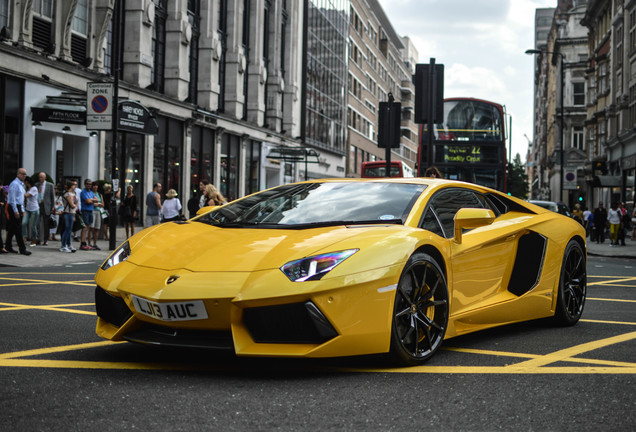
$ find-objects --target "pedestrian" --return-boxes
[618,202,629,246]
[204,184,227,207]
[5,168,31,255]
[585,208,594,240]
[101,183,119,241]
[160,189,183,222]
[145,182,162,226]
[572,203,584,225]
[60,180,77,253]
[51,184,64,242]
[36,172,55,246]
[22,176,39,246]
[79,179,98,250]
[582,206,592,237]
[89,182,104,250]
[0,184,7,254]
[198,179,209,209]
[72,179,82,241]
[593,202,607,244]
[424,166,443,178]
[607,202,621,246]
[632,205,636,240]
[119,185,137,239]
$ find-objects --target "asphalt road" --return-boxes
[1,256,634,431]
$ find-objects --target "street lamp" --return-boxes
[525,48,565,203]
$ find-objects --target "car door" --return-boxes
[420,187,522,317]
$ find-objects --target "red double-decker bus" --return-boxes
[418,97,507,192]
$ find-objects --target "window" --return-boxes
[187,0,200,104]
[598,62,608,95]
[151,0,167,93]
[420,188,486,238]
[572,127,584,150]
[573,82,585,106]
[0,0,10,29]
[218,0,228,112]
[71,0,88,64]
[32,0,53,51]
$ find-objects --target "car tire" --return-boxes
[389,252,449,366]
[552,240,586,326]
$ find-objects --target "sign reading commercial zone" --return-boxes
[86,82,113,130]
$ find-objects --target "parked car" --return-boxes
[528,200,571,217]
[95,178,587,365]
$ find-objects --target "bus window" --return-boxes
[361,161,414,178]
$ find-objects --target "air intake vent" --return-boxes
[508,231,547,296]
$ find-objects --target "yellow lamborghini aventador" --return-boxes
[95,178,587,365]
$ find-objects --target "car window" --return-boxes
[420,188,486,238]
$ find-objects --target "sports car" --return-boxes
[95,178,587,365]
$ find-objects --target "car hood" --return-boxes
[126,221,400,272]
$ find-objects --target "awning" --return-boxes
[267,147,320,164]
[592,175,621,187]
[31,94,87,125]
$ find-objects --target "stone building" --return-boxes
[581,0,636,208]
[528,1,588,205]
[346,0,417,177]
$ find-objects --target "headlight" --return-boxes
[101,241,131,270]
[281,249,358,282]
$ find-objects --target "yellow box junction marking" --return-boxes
[0,273,635,373]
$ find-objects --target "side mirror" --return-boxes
[453,208,496,244]
[196,205,218,215]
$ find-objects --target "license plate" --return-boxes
[131,295,208,321]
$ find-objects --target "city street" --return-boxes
[0,254,634,431]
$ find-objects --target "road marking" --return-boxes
[508,331,636,369]
[588,276,636,286]
[0,302,95,315]
[588,297,636,303]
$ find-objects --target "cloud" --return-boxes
[376,0,557,160]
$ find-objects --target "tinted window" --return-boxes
[197,182,427,228]
[420,188,485,238]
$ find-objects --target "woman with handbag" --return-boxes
[160,189,183,222]
[119,185,137,239]
[60,180,77,253]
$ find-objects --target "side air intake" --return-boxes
[507,231,547,296]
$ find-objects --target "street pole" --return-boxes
[559,54,564,203]
[109,0,121,250]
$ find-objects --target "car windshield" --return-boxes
[196,182,427,228]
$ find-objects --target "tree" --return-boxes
[507,153,528,199]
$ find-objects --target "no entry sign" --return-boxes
[86,82,113,130]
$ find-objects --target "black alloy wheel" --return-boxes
[390,252,449,365]
[553,239,587,326]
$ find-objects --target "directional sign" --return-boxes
[86,82,113,130]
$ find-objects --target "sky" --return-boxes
[377,0,559,162]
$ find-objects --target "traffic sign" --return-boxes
[86,82,113,130]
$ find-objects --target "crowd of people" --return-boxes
[1,168,227,256]
[579,201,635,246]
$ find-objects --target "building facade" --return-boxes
[581,0,636,209]
[0,0,305,219]
[528,1,588,205]
[346,0,417,177]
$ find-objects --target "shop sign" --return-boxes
[32,107,86,125]
[118,101,158,135]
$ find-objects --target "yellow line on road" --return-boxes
[0,302,95,315]
[581,318,636,326]
[588,277,636,286]
[0,341,120,359]
[588,297,636,303]
[508,331,636,369]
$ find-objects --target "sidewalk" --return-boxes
[586,236,636,259]
[0,226,132,268]
[2,227,635,269]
